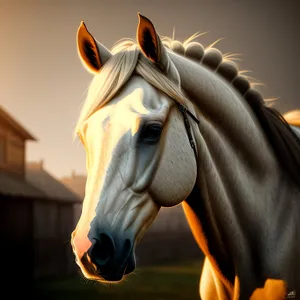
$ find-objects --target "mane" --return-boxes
[76,33,300,186]
[159,34,300,186]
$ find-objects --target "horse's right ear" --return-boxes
[77,21,112,74]
[137,14,169,72]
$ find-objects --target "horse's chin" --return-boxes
[124,252,136,275]
[94,251,136,283]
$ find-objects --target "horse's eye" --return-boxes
[141,124,163,142]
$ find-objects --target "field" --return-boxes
[34,261,203,300]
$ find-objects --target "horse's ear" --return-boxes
[137,13,169,71]
[77,21,112,74]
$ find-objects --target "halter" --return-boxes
[177,103,199,160]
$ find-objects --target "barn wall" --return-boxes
[0,119,25,176]
[0,194,79,281]
[73,203,82,227]
[33,200,76,278]
[0,194,34,295]
[148,205,191,233]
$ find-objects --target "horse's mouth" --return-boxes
[103,251,136,282]
[80,251,136,283]
[101,261,135,282]
[124,254,136,274]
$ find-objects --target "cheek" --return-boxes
[149,120,197,207]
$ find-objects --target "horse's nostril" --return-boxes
[88,233,115,267]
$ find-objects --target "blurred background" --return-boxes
[0,0,299,299]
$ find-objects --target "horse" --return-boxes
[71,14,300,300]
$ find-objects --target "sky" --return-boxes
[0,0,299,179]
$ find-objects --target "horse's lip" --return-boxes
[124,261,135,275]
[102,272,124,282]
[124,250,136,274]
[101,264,135,281]
[94,250,135,282]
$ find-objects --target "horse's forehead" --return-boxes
[84,76,170,135]
[116,76,164,109]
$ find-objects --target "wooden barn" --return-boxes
[0,106,40,294]
[0,106,81,295]
[26,160,81,278]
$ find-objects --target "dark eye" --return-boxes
[141,124,163,142]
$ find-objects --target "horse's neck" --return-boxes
[169,52,300,295]
[169,51,279,185]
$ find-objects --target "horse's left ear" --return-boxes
[77,21,112,74]
[137,13,169,72]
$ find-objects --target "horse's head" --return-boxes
[71,14,198,282]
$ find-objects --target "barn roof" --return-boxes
[26,160,81,202]
[60,170,86,199]
[0,106,36,141]
[0,170,45,197]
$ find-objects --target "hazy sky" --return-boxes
[1,0,299,179]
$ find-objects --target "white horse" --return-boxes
[71,14,300,300]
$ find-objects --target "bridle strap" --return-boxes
[177,103,199,160]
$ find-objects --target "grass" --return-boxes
[34,261,203,300]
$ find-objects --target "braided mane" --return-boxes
[112,34,300,186]
[163,34,256,97]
